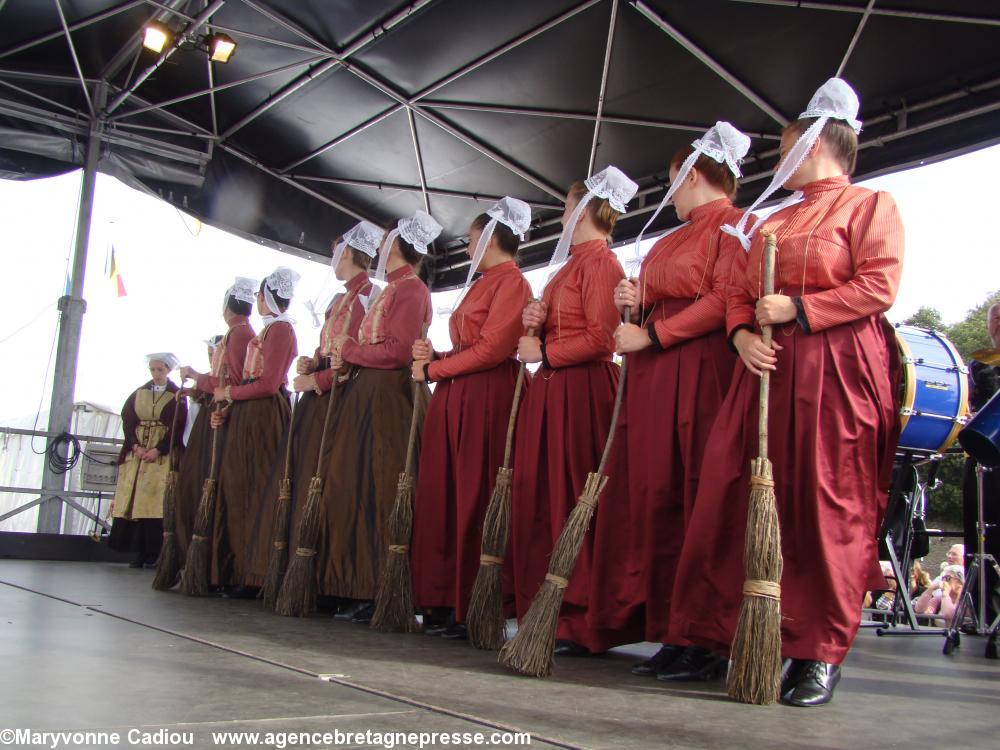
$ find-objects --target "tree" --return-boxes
[945,289,1000,361]
[903,305,945,331]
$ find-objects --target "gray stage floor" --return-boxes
[0,560,997,749]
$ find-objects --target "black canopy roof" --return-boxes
[1,0,998,288]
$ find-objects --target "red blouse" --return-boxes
[313,272,372,392]
[638,198,745,348]
[340,265,432,370]
[195,316,254,392]
[726,175,904,335]
[229,320,298,400]
[541,239,624,368]
[428,260,531,382]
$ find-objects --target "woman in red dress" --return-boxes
[409,198,533,639]
[592,123,751,674]
[509,166,636,656]
[668,79,904,706]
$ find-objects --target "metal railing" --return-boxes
[0,426,123,533]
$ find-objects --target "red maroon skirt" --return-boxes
[589,299,736,644]
[668,314,900,664]
[410,359,520,620]
[509,359,620,652]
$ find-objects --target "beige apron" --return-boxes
[112,388,172,520]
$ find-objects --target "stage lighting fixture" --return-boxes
[142,22,171,54]
[208,33,236,63]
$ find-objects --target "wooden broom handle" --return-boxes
[208,364,228,481]
[595,308,630,475]
[282,393,297,481]
[759,232,777,461]
[167,387,185,472]
[313,304,357,476]
[501,325,535,468]
[403,322,431,476]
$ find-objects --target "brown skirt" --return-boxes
[211,391,290,587]
[276,387,336,592]
[318,367,427,600]
[173,404,217,562]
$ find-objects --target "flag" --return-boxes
[108,247,127,297]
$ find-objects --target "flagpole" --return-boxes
[37,83,107,534]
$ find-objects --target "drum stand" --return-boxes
[870,454,931,634]
[943,463,1000,657]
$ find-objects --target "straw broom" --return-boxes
[466,326,534,650]
[180,366,227,596]
[275,368,343,617]
[261,393,299,610]
[727,231,783,705]
[152,390,186,590]
[370,324,431,633]
[499,312,630,677]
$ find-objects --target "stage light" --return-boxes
[142,22,171,54]
[208,33,236,63]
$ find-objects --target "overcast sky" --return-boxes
[1,144,998,424]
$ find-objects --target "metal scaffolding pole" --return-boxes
[37,85,106,534]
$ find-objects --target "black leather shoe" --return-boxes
[422,607,454,635]
[554,639,591,657]
[782,661,841,707]
[334,600,368,621]
[655,647,728,682]
[223,585,259,600]
[632,644,685,676]
[440,622,468,640]
[350,601,375,624]
[780,658,806,698]
[128,560,143,569]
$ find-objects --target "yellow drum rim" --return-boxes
[934,331,970,453]
[896,329,917,434]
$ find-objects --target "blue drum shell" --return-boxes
[960,389,1000,467]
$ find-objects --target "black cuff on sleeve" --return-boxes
[792,297,812,334]
[647,325,664,352]
[540,340,552,370]
[423,362,433,383]
[727,324,754,353]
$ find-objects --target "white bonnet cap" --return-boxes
[226,276,257,306]
[398,209,443,255]
[146,352,179,371]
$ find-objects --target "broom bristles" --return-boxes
[261,479,292,610]
[152,470,181,590]
[275,477,323,617]
[370,471,419,633]
[728,457,783,705]
[467,467,513,650]
[498,471,606,677]
[179,478,217,596]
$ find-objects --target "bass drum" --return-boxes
[895,325,969,458]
